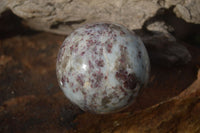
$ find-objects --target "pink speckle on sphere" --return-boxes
[56,22,150,114]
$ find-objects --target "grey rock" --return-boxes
[158,0,200,24]
[0,0,199,34]
[134,29,191,66]
[0,0,161,35]
[173,0,200,24]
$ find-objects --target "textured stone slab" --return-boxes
[0,0,199,35]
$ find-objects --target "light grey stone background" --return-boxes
[0,0,199,35]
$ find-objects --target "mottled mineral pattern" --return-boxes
[56,23,150,113]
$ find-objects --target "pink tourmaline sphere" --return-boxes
[56,23,150,114]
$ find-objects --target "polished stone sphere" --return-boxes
[56,23,150,114]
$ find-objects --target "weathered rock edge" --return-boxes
[0,0,199,35]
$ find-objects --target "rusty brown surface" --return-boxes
[0,32,200,133]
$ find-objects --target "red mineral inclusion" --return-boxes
[56,22,150,114]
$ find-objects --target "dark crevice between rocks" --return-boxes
[142,6,200,47]
[0,10,39,39]
[133,28,192,67]
[50,19,86,29]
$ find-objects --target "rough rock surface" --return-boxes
[0,0,199,35]
[134,30,192,66]
[173,0,200,24]
[108,69,200,133]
